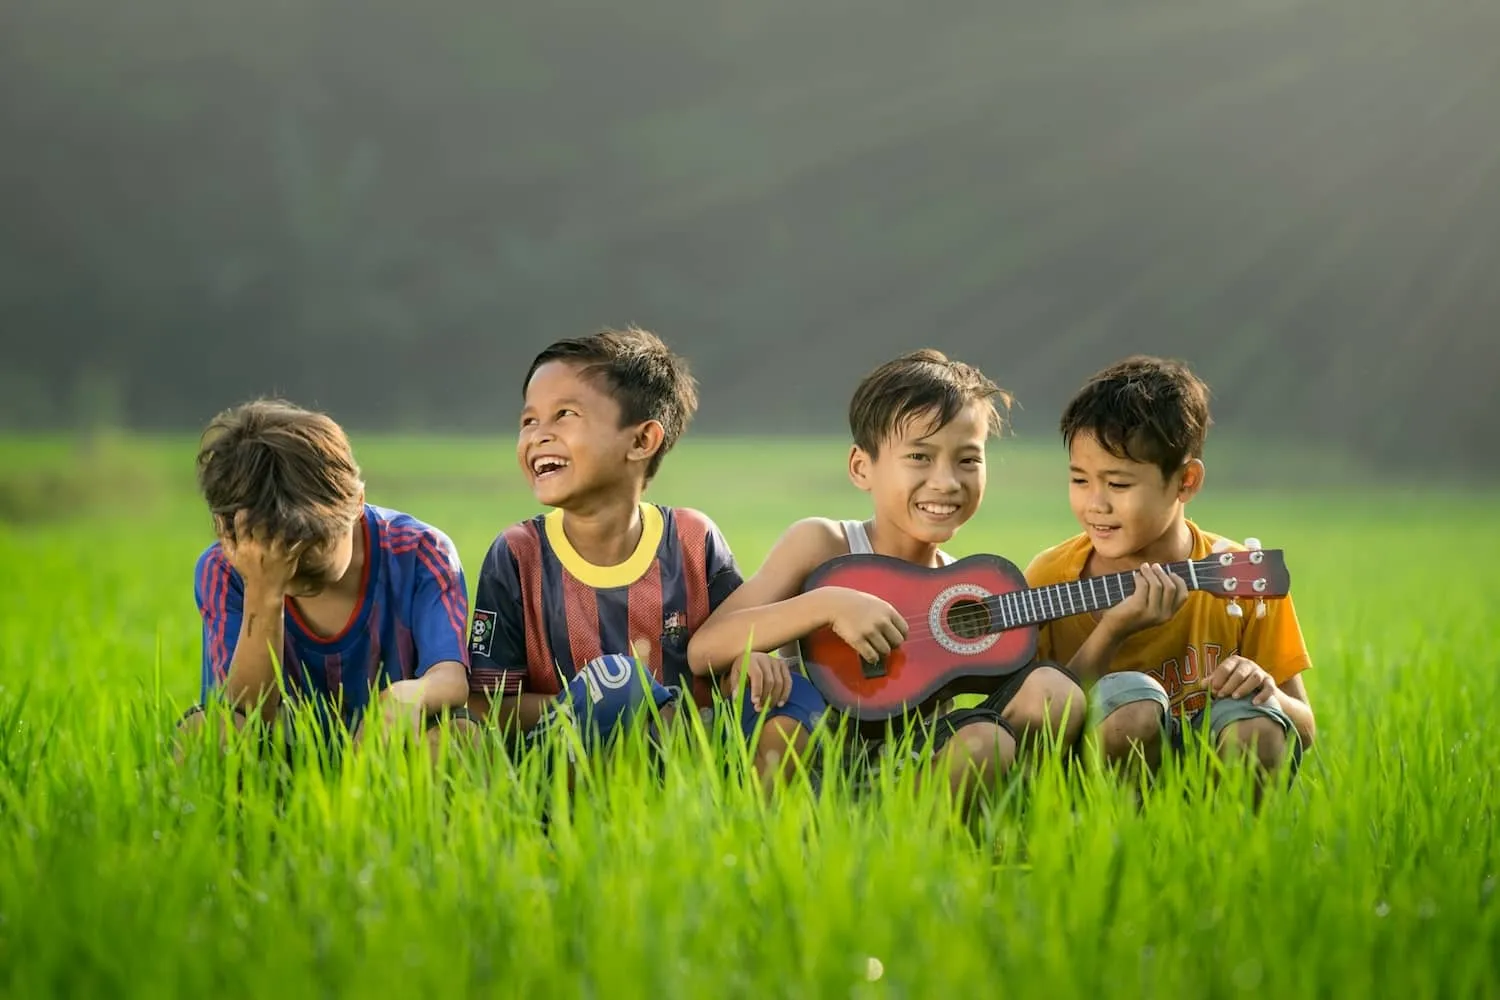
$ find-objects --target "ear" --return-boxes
[847,445,874,493]
[627,420,667,465]
[1176,458,1205,502]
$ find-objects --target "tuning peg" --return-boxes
[1226,598,1243,619]
[1255,598,1267,619]
[1244,537,1262,550]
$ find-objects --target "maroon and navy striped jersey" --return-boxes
[194,504,470,730]
[467,504,741,708]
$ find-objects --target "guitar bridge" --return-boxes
[861,655,887,679]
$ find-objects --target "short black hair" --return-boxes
[524,326,699,481]
[848,349,1010,456]
[1059,355,1212,478]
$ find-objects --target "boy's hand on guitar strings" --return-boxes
[1207,654,1277,705]
[822,587,908,664]
[730,651,792,711]
[1096,563,1188,639]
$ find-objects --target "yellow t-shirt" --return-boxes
[1023,520,1312,717]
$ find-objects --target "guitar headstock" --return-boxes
[1192,540,1290,599]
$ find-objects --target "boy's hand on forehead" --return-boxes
[217,510,306,592]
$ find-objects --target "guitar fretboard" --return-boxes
[984,558,1201,631]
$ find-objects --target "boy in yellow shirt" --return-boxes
[1025,356,1315,785]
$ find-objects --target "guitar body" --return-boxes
[798,553,1038,720]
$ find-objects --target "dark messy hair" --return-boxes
[1059,355,1212,478]
[524,326,699,481]
[848,349,1010,456]
[196,399,365,577]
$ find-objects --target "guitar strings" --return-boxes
[830,572,1267,649]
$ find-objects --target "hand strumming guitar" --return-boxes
[818,586,908,663]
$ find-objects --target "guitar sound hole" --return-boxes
[945,599,991,640]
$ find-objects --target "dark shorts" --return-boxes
[823,659,1067,793]
[723,670,828,742]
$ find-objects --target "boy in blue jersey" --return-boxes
[179,399,473,758]
[466,327,826,788]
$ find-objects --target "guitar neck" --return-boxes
[989,558,1204,631]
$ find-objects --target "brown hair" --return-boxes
[196,399,365,554]
[848,349,1010,456]
[1059,355,1212,477]
[524,326,699,481]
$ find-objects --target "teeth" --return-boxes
[532,457,569,475]
[917,502,960,515]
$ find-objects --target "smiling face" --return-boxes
[1067,429,1203,564]
[849,401,990,548]
[517,361,661,509]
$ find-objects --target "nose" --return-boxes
[1086,485,1111,512]
[927,460,961,493]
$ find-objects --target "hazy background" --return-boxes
[3,0,1497,475]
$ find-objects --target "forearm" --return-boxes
[687,592,830,676]
[408,662,469,711]
[1272,689,1316,749]
[497,693,553,732]
[1064,624,1129,686]
[223,589,287,721]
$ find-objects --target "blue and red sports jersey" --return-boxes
[467,504,741,707]
[194,504,470,730]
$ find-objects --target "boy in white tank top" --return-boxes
[688,351,1085,810]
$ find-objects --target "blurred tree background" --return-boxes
[2,0,1496,473]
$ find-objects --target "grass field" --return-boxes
[1,433,1496,998]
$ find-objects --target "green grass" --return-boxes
[0,433,1496,997]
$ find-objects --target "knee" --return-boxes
[947,721,1017,781]
[753,715,809,774]
[1097,700,1164,761]
[758,715,808,753]
[440,713,484,751]
[173,704,249,756]
[1015,666,1086,740]
[1218,717,1289,772]
[177,708,207,736]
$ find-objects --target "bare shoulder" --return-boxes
[714,517,849,611]
[765,517,849,573]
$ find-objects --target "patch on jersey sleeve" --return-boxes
[469,609,497,657]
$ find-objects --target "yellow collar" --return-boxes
[543,503,663,589]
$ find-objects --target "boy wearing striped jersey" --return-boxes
[467,328,826,786]
[183,399,473,756]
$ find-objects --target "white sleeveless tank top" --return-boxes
[840,519,955,565]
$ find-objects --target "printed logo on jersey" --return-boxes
[662,609,689,646]
[1148,642,1231,717]
[469,609,497,657]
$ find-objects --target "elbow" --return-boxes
[685,631,727,677]
[430,662,472,708]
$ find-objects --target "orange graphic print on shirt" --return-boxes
[1024,521,1312,716]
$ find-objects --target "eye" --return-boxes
[520,416,538,428]
[961,457,982,467]
[905,452,929,462]
[1069,477,1087,485]
[1108,481,1131,491]
[557,408,578,419]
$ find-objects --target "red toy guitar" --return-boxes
[796,544,1290,720]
